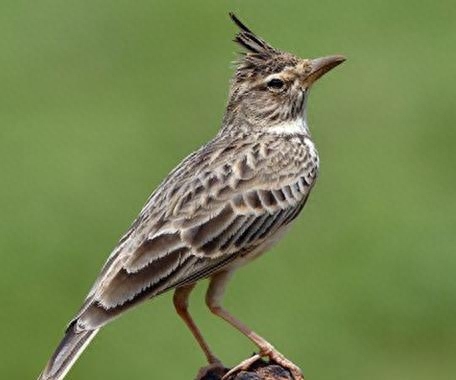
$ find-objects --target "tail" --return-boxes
[38,323,99,380]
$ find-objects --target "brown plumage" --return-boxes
[38,13,345,380]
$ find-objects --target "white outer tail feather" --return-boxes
[38,326,99,380]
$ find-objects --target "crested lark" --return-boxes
[38,13,345,380]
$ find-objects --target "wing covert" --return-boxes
[76,132,317,329]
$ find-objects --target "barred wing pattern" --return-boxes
[75,131,318,330]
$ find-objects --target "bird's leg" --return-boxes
[206,271,304,380]
[173,284,221,365]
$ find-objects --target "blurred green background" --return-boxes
[1,0,455,379]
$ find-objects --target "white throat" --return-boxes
[268,117,309,135]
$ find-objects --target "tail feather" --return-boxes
[38,324,99,380]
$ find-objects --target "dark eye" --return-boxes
[267,78,285,90]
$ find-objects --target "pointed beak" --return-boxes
[306,55,346,85]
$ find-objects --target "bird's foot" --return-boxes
[260,345,304,380]
[221,347,304,380]
[197,360,229,380]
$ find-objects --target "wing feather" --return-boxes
[75,132,317,328]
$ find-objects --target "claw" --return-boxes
[221,354,262,380]
[266,350,304,380]
[221,350,304,380]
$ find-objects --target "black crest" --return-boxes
[229,13,296,80]
[229,13,278,58]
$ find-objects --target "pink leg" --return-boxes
[173,284,220,364]
[205,271,304,380]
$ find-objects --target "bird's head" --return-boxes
[224,13,345,131]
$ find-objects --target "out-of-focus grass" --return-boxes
[1,1,455,379]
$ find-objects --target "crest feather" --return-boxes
[229,13,278,58]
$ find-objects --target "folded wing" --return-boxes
[74,133,316,330]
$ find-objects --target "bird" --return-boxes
[37,12,345,380]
